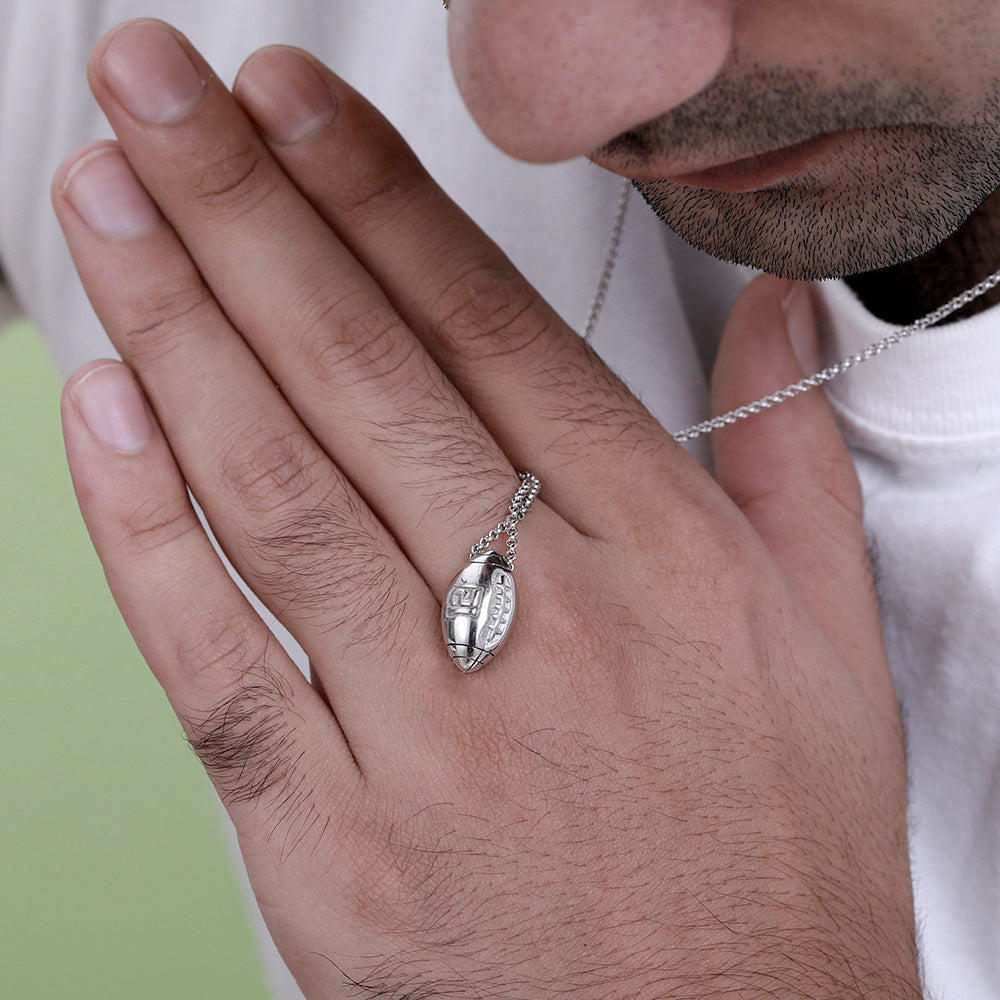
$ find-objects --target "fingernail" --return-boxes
[101,20,206,124]
[236,48,338,145]
[72,363,153,453]
[63,146,163,237]
[782,283,820,374]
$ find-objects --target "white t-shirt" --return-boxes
[1,3,997,998]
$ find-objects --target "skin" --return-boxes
[449,0,1000,288]
[50,18,927,999]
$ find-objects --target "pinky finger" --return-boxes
[61,360,359,849]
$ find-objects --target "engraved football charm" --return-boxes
[442,551,516,673]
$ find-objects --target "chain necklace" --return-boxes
[582,179,632,342]
[469,472,541,566]
[584,178,1000,443]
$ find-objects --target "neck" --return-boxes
[845,187,1000,324]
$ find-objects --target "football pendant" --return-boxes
[442,551,516,673]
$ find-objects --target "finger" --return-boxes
[84,19,573,583]
[60,360,358,866]
[52,142,447,734]
[231,45,713,534]
[709,275,898,722]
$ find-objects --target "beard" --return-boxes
[596,63,1000,280]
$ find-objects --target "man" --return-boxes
[3,2,998,998]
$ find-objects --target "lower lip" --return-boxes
[668,132,842,192]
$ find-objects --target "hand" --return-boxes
[55,19,920,999]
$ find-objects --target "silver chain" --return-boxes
[583,178,632,343]
[672,266,1000,442]
[581,181,1000,443]
[469,472,542,566]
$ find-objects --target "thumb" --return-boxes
[710,274,896,719]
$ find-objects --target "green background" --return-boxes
[0,319,271,999]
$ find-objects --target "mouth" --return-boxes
[667,132,844,191]
[596,131,846,192]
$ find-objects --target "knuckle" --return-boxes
[187,140,280,220]
[249,498,409,649]
[301,292,417,393]
[180,633,301,807]
[120,493,200,554]
[810,453,866,523]
[433,262,553,365]
[219,428,324,515]
[335,169,407,214]
[335,137,428,215]
[117,280,216,366]
[323,91,429,213]
[325,548,408,647]
[369,401,508,519]
[730,473,861,533]
[176,608,271,687]
[539,351,667,465]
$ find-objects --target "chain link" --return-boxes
[469,472,541,567]
[672,266,1000,443]
[583,178,632,343]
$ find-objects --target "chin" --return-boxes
[633,129,1000,279]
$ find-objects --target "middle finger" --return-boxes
[85,18,568,592]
